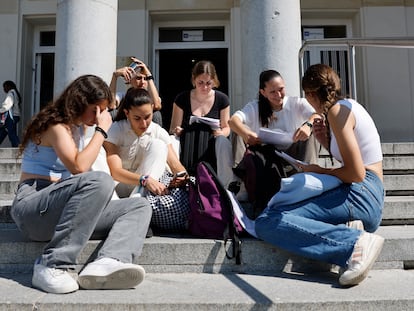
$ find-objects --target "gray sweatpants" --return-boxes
[11,171,152,269]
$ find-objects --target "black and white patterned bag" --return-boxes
[146,171,190,231]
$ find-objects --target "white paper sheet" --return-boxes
[189,115,220,130]
[227,190,257,238]
[275,150,308,171]
[258,128,293,149]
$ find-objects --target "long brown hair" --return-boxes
[301,63,343,114]
[19,74,112,153]
[302,64,343,162]
[191,60,220,88]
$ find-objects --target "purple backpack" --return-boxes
[188,161,243,264]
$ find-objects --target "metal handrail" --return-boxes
[298,37,414,99]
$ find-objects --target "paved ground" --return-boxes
[1,269,414,310]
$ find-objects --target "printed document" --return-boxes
[258,128,293,149]
[189,115,220,130]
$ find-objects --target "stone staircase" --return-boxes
[1,144,414,310]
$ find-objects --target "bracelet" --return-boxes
[95,126,108,138]
[139,175,149,187]
[302,121,313,129]
[145,75,154,81]
[175,170,188,178]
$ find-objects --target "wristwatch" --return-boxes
[302,121,313,129]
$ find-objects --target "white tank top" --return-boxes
[330,99,383,165]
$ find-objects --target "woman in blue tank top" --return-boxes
[10,75,152,294]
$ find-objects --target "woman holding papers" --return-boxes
[228,69,319,215]
[255,64,385,287]
[169,60,233,187]
[229,69,319,163]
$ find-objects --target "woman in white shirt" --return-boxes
[0,80,21,146]
[255,64,385,287]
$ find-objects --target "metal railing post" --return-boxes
[298,37,414,99]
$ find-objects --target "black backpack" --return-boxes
[234,144,287,218]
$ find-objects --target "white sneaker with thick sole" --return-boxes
[32,259,79,294]
[339,232,384,287]
[78,257,145,290]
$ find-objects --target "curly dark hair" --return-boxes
[19,74,112,153]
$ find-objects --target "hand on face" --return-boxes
[95,105,112,132]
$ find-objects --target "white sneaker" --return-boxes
[78,257,145,290]
[32,258,79,294]
[339,232,384,287]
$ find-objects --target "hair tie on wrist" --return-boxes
[95,126,108,138]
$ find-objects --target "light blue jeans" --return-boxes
[255,170,384,267]
[11,171,152,269]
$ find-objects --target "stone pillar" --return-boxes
[240,0,302,104]
[54,0,118,95]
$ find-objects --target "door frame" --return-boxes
[32,25,55,116]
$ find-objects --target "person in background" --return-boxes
[255,64,385,287]
[110,57,163,126]
[169,60,233,188]
[10,75,152,294]
[0,80,22,147]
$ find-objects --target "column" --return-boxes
[54,0,118,95]
[240,0,302,104]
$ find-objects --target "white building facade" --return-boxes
[1,0,413,143]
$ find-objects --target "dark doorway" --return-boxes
[38,53,55,110]
[158,48,228,131]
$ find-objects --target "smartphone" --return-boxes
[129,62,142,73]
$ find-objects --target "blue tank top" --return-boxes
[21,126,84,180]
[21,142,70,179]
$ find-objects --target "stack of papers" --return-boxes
[275,150,308,171]
[258,127,293,149]
[189,115,220,130]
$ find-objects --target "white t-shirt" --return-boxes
[106,120,170,171]
[233,96,315,136]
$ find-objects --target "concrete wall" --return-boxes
[1,0,413,144]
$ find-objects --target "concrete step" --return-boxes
[1,269,413,310]
[1,225,414,274]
